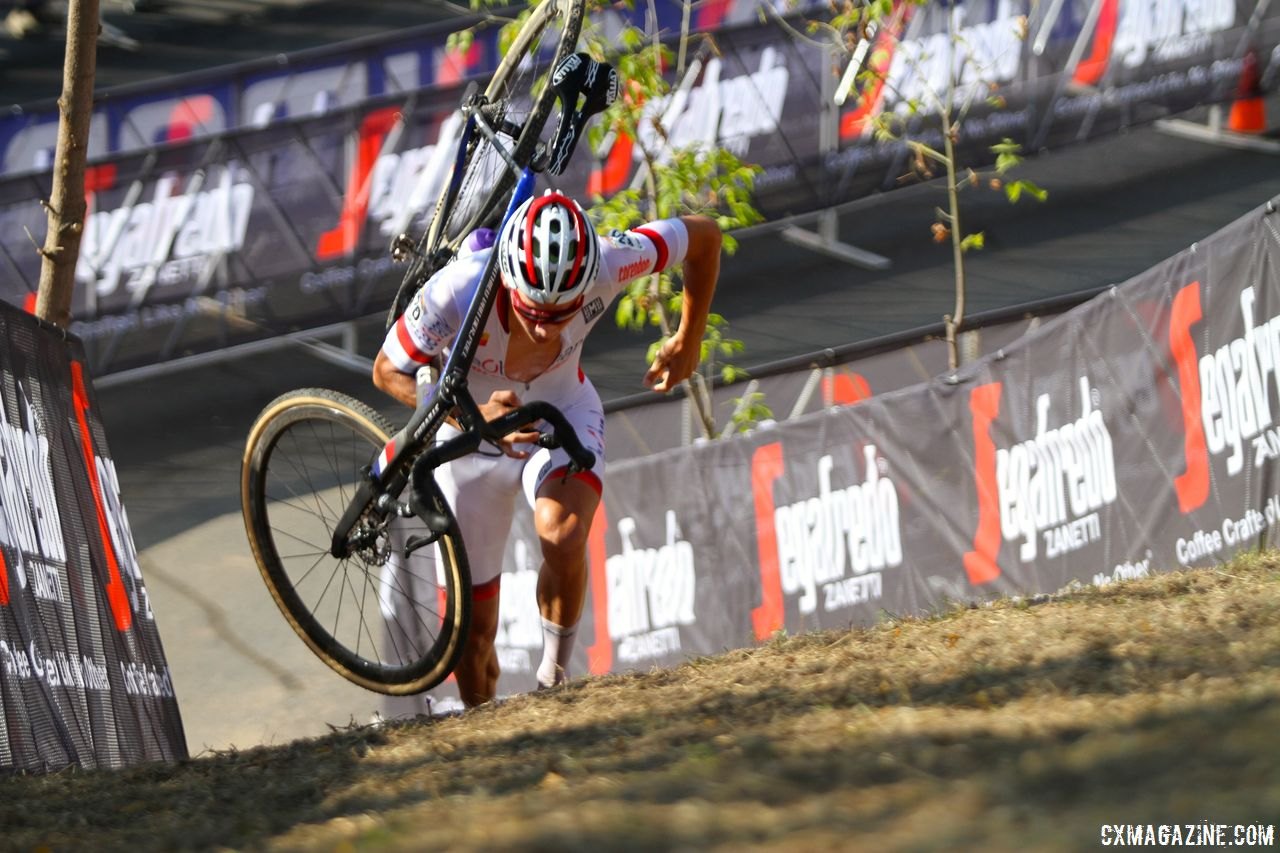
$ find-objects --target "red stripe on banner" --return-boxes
[840,2,910,140]
[1071,0,1119,87]
[164,95,216,143]
[750,442,785,640]
[316,106,401,260]
[70,361,133,632]
[1171,281,1210,513]
[633,226,668,273]
[437,39,481,85]
[586,500,611,674]
[963,382,1003,585]
[588,131,633,197]
[0,542,8,605]
[394,318,430,365]
[695,0,731,30]
[822,372,872,406]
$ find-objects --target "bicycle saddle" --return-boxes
[545,53,619,176]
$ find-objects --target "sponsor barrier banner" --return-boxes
[604,307,1069,460]
[390,196,1279,714]
[0,301,186,772]
[0,0,1276,376]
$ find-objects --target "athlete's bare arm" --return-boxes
[644,214,723,393]
[373,349,416,407]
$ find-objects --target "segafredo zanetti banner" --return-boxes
[0,302,186,772]
[0,0,1276,376]
[384,196,1278,713]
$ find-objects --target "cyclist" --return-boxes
[373,191,722,707]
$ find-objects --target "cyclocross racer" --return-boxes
[373,190,723,706]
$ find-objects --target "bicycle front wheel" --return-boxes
[241,388,470,695]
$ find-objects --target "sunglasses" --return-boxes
[511,292,582,325]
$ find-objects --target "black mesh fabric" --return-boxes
[0,301,186,773]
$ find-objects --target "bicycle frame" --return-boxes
[328,165,595,559]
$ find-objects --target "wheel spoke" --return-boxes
[247,390,466,692]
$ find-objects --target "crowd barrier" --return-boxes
[603,288,1106,460]
[0,302,185,772]
[388,195,1280,713]
[0,0,1274,377]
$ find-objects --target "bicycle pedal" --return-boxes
[546,55,619,176]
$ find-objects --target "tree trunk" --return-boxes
[36,0,99,330]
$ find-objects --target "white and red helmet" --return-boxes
[498,191,600,312]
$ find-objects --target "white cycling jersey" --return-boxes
[378,217,690,588]
[381,217,690,404]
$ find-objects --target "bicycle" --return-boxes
[240,0,619,696]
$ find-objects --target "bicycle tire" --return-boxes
[385,0,587,329]
[241,388,471,695]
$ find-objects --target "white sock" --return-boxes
[536,618,578,688]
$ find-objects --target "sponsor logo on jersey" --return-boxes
[580,297,605,324]
[605,230,645,252]
[617,259,651,282]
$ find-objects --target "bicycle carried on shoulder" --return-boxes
[240,0,617,695]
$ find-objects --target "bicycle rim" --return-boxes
[241,389,470,695]
[429,0,586,249]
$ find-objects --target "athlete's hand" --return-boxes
[480,390,541,458]
[644,331,700,393]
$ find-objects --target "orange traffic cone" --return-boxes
[1228,49,1266,134]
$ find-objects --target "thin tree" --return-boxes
[36,0,99,330]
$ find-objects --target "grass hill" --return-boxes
[5,554,1279,851]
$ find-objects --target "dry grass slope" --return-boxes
[4,553,1280,852]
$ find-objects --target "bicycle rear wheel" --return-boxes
[386,0,587,327]
[241,388,470,695]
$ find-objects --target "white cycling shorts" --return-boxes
[384,374,606,600]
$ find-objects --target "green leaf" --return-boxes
[960,232,986,252]
[1003,178,1051,203]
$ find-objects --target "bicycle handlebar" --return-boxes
[407,398,595,537]
[413,400,595,474]
[483,401,596,472]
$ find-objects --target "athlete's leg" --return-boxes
[434,424,522,706]
[452,579,501,706]
[532,473,601,686]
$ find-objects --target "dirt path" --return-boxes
[5,554,1279,852]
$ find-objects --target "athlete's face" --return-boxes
[510,290,579,342]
